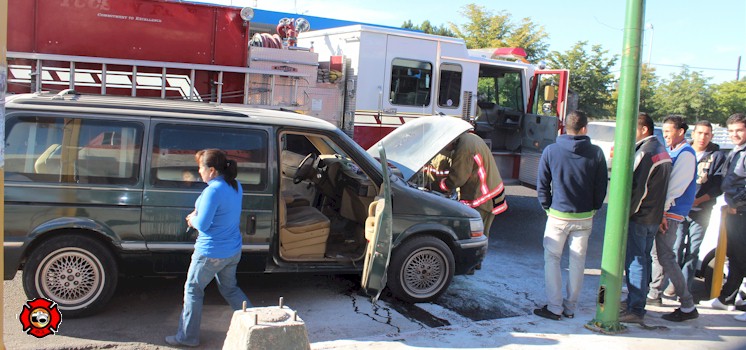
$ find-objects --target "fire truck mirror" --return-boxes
[543,85,556,102]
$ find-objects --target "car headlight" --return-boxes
[469,218,484,238]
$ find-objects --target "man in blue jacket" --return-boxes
[533,110,608,320]
[666,121,725,297]
[648,115,699,322]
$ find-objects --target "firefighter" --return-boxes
[434,132,507,238]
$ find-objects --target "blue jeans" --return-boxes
[649,219,694,309]
[625,221,657,317]
[673,213,710,292]
[175,251,250,346]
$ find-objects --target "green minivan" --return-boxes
[3,91,487,317]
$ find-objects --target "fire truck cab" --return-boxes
[299,25,569,185]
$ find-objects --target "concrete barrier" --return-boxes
[223,298,310,350]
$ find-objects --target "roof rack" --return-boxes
[16,91,250,118]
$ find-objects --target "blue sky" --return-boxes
[207,0,746,84]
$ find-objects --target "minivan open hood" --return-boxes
[366,115,473,181]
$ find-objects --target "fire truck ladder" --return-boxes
[7,52,311,106]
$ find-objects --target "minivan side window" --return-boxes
[5,116,143,185]
[151,124,268,191]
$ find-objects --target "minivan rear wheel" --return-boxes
[23,235,118,318]
[388,236,454,303]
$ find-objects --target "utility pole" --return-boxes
[645,23,654,67]
[1,0,7,347]
[737,56,741,81]
[586,0,646,335]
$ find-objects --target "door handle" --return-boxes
[246,214,256,235]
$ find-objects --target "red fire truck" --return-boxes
[7,0,569,185]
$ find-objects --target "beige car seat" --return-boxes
[281,150,312,207]
[279,196,330,259]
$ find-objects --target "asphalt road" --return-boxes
[1,185,680,349]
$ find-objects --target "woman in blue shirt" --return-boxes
[166,149,250,347]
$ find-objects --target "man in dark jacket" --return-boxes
[620,112,672,324]
[533,110,608,320]
[666,121,725,296]
[701,113,746,314]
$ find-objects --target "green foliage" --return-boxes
[639,64,660,115]
[546,41,618,118]
[401,19,456,37]
[652,66,716,123]
[610,64,659,117]
[448,4,548,60]
[711,79,746,125]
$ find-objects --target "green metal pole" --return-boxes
[586,0,646,334]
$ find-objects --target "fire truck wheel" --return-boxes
[23,234,118,318]
[388,236,455,303]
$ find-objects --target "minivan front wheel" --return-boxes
[23,235,118,318]
[388,236,455,303]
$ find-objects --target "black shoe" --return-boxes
[533,305,561,321]
[562,311,574,319]
[646,297,662,307]
[661,308,699,322]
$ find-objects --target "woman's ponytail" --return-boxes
[197,149,239,191]
[224,159,238,191]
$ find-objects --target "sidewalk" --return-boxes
[312,300,746,349]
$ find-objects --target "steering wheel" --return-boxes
[293,153,317,184]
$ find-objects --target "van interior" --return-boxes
[278,132,379,262]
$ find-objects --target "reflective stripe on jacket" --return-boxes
[440,133,507,215]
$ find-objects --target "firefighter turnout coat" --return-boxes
[440,133,507,216]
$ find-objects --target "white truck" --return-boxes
[298,25,570,185]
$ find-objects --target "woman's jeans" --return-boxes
[175,251,250,346]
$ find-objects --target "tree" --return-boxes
[711,79,746,125]
[401,20,455,37]
[546,41,618,118]
[638,64,660,115]
[447,4,549,60]
[652,67,715,123]
[608,64,659,117]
